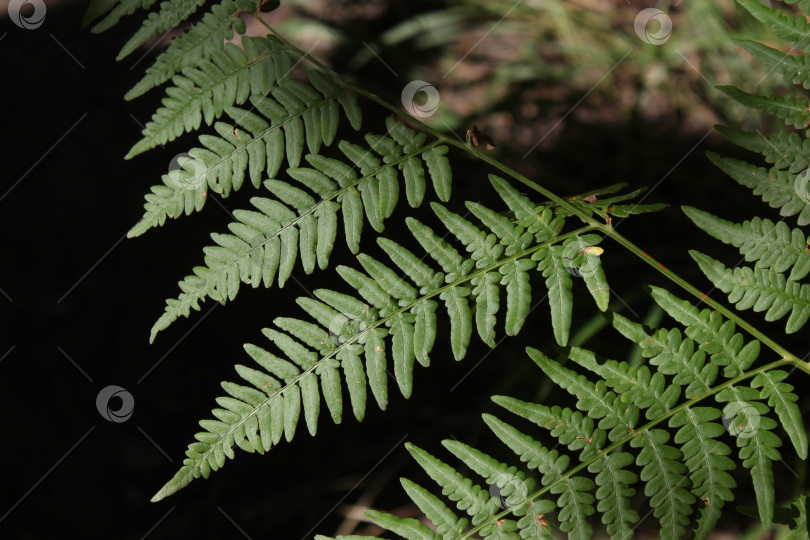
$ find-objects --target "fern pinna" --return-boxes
[87,0,810,535]
[316,288,804,540]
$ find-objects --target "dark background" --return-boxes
[1,0,808,538]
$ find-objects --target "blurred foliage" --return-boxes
[277,0,783,153]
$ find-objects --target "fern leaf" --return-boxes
[690,251,810,333]
[751,370,808,459]
[733,39,810,89]
[714,125,810,173]
[147,137,452,341]
[669,407,736,539]
[567,346,679,420]
[406,443,500,527]
[609,312,716,399]
[366,510,440,540]
[716,386,782,528]
[649,286,761,377]
[707,152,810,225]
[736,0,810,52]
[125,0,244,99]
[116,0,209,60]
[126,37,294,157]
[535,246,573,346]
[717,86,810,129]
[400,478,469,539]
[683,207,810,281]
[82,0,126,27]
[630,429,695,540]
[527,347,638,442]
[89,0,159,32]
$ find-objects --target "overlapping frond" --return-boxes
[148,118,449,341]
[151,177,631,499]
[128,68,362,238]
[325,288,806,540]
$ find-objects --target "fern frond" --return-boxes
[717,86,810,129]
[116,0,209,60]
[151,201,569,498]
[706,152,810,226]
[148,121,447,342]
[714,125,810,174]
[128,78,362,238]
[125,0,244,100]
[345,279,808,540]
[690,251,810,333]
[87,0,159,32]
[736,0,810,52]
[733,39,810,89]
[126,35,297,158]
[683,207,810,281]
[716,385,782,528]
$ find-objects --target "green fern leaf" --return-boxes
[116,0,209,60]
[751,370,808,459]
[527,347,638,442]
[89,0,159,32]
[536,246,573,346]
[147,137,453,341]
[669,406,736,539]
[630,428,695,540]
[714,125,810,174]
[716,386,783,528]
[717,86,810,129]
[126,37,294,158]
[690,251,810,333]
[683,207,810,281]
[707,153,810,225]
[736,0,810,52]
[649,286,761,378]
[125,1,243,99]
[400,478,469,539]
[733,39,810,89]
